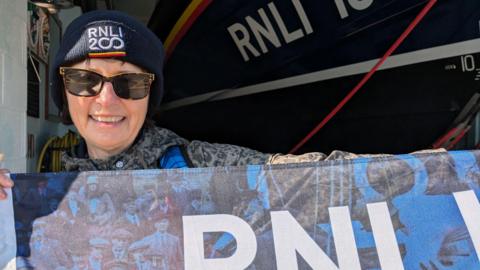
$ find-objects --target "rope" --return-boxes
[289,0,438,154]
[28,6,50,60]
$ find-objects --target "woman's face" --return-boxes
[66,58,149,159]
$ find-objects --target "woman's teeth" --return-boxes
[91,116,124,123]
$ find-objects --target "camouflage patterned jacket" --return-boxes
[62,122,373,171]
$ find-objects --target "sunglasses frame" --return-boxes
[59,67,155,100]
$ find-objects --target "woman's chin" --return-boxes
[87,138,130,157]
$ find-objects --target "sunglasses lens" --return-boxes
[113,73,151,100]
[63,69,102,96]
[61,68,152,100]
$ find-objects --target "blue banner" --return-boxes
[2,150,480,269]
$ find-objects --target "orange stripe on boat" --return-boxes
[164,0,212,58]
[165,0,204,49]
[88,51,127,58]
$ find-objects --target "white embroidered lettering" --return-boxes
[111,37,125,50]
[109,26,119,37]
[98,26,109,37]
[87,25,126,51]
[87,28,97,38]
[98,37,111,50]
[87,26,125,51]
[89,38,99,50]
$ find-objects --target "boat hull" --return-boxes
[156,0,480,154]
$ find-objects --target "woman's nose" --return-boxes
[95,81,120,105]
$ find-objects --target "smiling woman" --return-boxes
[0,9,328,199]
[48,10,278,171]
[64,59,150,159]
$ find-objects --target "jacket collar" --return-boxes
[62,122,188,171]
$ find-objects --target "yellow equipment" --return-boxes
[36,130,80,172]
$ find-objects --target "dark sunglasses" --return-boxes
[59,67,155,100]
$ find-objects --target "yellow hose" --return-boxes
[36,136,56,173]
[36,131,80,172]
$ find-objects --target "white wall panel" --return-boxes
[0,51,4,106]
[3,56,27,111]
[4,157,27,174]
[0,0,27,172]
[4,15,27,68]
[0,108,26,164]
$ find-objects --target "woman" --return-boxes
[0,10,326,199]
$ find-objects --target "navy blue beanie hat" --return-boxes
[50,10,164,121]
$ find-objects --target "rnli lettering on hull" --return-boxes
[334,0,374,19]
[227,0,313,62]
[227,0,376,62]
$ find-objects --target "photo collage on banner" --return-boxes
[4,151,480,269]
